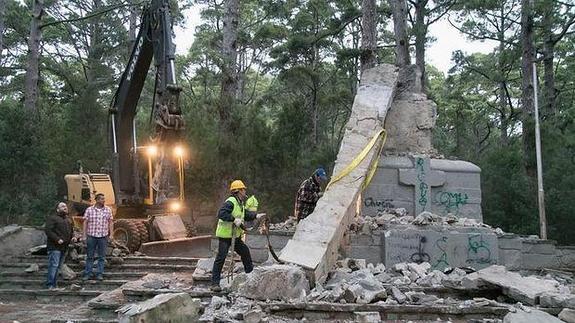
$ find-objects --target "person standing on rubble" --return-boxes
[82,193,113,281]
[294,167,328,222]
[45,202,75,289]
[210,180,265,292]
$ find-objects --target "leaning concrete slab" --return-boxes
[280,65,399,283]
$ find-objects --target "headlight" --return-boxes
[169,201,181,212]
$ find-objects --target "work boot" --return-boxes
[209,283,222,292]
[96,275,103,281]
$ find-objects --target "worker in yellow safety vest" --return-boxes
[210,180,264,291]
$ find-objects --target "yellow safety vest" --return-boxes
[215,196,245,238]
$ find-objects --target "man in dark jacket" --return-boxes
[294,168,328,222]
[45,202,75,289]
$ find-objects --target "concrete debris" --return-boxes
[68,283,82,291]
[503,307,563,323]
[117,292,201,323]
[192,257,215,279]
[559,308,575,323]
[24,263,39,273]
[201,296,263,322]
[209,296,230,310]
[350,209,492,232]
[354,311,381,322]
[466,265,565,305]
[390,286,407,304]
[268,218,297,232]
[539,292,575,308]
[59,264,76,280]
[233,264,310,302]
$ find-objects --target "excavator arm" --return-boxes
[110,0,183,205]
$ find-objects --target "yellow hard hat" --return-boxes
[230,180,247,192]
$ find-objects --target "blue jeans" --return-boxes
[46,250,64,288]
[85,236,107,278]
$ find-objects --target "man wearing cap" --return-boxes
[210,180,264,291]
[294,168,328,222]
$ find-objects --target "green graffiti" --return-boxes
[434,191,468,215]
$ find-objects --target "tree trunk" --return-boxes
[0,0,6,59]
[24,0,44,116]
[219,0,239,129]
[413,0,428,88]
[520,0,536,181]
[360,0,377,73]
[498,8,508,146]
[128,0,138,52]
[542,0,556,118]
[389,0,410,66]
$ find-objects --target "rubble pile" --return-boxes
[268,218,297,232]
[349,209,504,234]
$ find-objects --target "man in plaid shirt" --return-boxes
[294,168,328,222]
[82,193,113,281]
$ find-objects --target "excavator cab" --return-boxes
[64,173,116,229]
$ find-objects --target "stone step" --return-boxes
[11,255,201,266]
[0,289,104,302]
[0,279,127,290]
[121,287,226,304]
[0,271,146,280]
[0,262,197,273]
[257,302,510,321]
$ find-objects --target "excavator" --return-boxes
[64,0,210,256]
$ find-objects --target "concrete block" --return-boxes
[366,156,483,221]
[351,234,373,245]
[559,308,575,323]
[503,308,563,323]
[383,226,498,271]
[349,245,382,265]
[520,253,561,270]
[558,247,575,267]
[473,265,561,305]
[522,240,557,254]
[498,236,523,250]
[152,215,187,240]
[118,293,201,323]
[499,249,522,270]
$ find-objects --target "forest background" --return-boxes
[1,0,575,244]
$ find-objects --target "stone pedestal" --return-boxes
[363,155,483,221]
[382,225,498,270]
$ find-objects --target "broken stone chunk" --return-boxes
[559,308,575,323]
[233,264,309,302]
[117,292,201,323]
[59,264,76,280]
[390,286,406,304]
[503,308,563,323]
[24,263,39,273]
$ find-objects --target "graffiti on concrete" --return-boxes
[432,236,450,269]
[466,234,494,265]
[385,229,497,270]
[434,190,468,215]
[409,236,431,264]
[363,197,395,212]
[416,157,429,211]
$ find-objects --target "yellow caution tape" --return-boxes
[326,129,387,191]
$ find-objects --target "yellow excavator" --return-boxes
[64,0,210,256]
